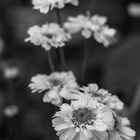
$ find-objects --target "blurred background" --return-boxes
[0,0,140,139]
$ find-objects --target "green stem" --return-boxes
[55,9,66,70]
[47,51,55,72]
[81,39,88,83]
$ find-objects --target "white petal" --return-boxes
[121,117,130,126]
[93,130,108,140]
[52,118,65,127]
[94,120,108,131]
[60,128,76,140]
[55,122,73,131]
[82,29,92,39]
[79,131,90,140]
[48,89,59,98]
[108,131,121,140]
[43,92,52,102]
[86,125,94,131]
[83,129,93,138]
[61,104,72,113]
[60,88,72,100]
[119,127,136,137]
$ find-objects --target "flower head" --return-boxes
[32,0,79,14]
[52,94,114,140]
[80,83,124,110]
[29,71,79,106]
[4,105,19,117]
[25,23,71,51]
[64,14,116,47]
[108,116,136,140]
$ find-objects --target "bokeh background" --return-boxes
[0,0,140,139]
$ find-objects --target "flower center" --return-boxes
[72,108,95,126]
[49,79,62,86]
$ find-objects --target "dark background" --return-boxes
[0,0,140,139]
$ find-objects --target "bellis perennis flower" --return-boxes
[64,14,116,47]
[29,71,79,106]
[32,0,79,14]
[52,94,114,140]
[25,23,71,51]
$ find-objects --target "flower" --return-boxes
[80,83,124,110]
[52,94,115,140]
[25,23,71,51]
[32,0,79,14]
[29,71,79,106]
[3,66,20,80]
[64,14,116,47]
[108,116,136,140]
[4,105,19,117]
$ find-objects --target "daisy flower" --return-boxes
[25,23,71,51]
[52,94,115,140]
[64,14,116,47]
[80,83,124,110]
[108,116,136,140]
[32,0,79,14]
[29,71,79,106]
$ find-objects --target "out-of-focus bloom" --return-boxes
[32,0,79,14]
[25,23,71,51]
[29,71,79,106]
[64,14,116,47]
[128,3,140,17]
[4,105,19,117]
[3,66,20,80]
[79,83,124,110]
[52,94,114,140]
[108,116,136,140]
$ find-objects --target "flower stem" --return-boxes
[47,51,55,72]
[81,39,88,83]
[55,9,66,70]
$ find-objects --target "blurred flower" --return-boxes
[108,116,135,140]
[4,105,19,117]
[25,23,71,51]
[32,0,79,14]
[79,83,124,110]
[29,71,79,106]
[64,14,116,47]
[128,3,140,17]
[3,66,20,80]
[52,94,114,140]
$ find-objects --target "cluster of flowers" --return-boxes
[29,71,135,140]
[26,0,136,140]
[32,0,79,14]
[26,0,116,51]
[25,23,71,51]
[64,14,116,47]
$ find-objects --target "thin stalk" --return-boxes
[129,81,140,117]
[81,39,88,83]
[47,51,55,72]
[55,9,66,70]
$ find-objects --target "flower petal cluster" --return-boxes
[80,83,124,110]
[64,14,116,47]
[52,94,115,140]
[108,116,136,140]
[29,71,79,106]
[32,0,79,14]
[25,23,71,51]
